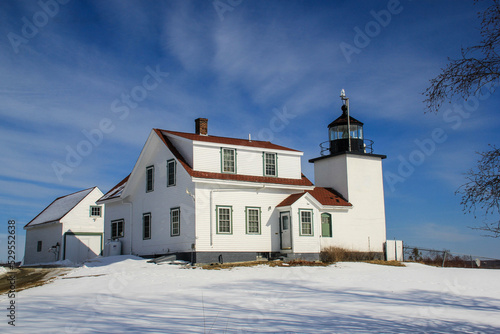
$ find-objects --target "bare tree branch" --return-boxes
[424,0,500,113]
[457,146,500,237]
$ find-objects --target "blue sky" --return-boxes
[1,0,499,262]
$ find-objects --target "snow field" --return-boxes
[1,256,499,333]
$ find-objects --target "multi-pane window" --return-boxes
[143,213,151,240]
[246,207,261,234]
[90,205,102,217]
[217,206,232,234]
[171,208,180,236]
[222,148,236,173]
[300,210,313,236]
[167,159,176,187]
[37,240,42,252]
[264,152,277,176]
[146,166,154,192]
[111,219,124,238]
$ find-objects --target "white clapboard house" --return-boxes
[98,98,387,263]
[24,187,104,265]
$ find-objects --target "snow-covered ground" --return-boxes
[2,256,500,333]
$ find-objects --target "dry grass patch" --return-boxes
[201,259,328,270]
[0,268,71,294]
[366,260,405,267]
[320,246,380,263]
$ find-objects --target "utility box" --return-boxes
[385,240,403,261]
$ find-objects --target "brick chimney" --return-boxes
[195,118,208,135]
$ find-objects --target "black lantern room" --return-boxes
[328,104,365,154]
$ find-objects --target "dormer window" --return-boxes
[264,152,277,177]
[221,148,236,173]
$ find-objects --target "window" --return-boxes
[321,213,332,237]
[246,207,261,234]
[143,213,151,240]
[167,159,176,187]
[264,152,277,176]
[299,209,313,236]
[221,148,236,173]
[217,206,232,234]
[111,219,124,239]
[146,165,154,192]
[37,241,42,252]
[170,207,180,236]
[90,205,102,217]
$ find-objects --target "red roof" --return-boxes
[157,129,313,186]
[97,175,129,202]
[277,187,351,207]
[99,129,313,202]
[162,130,300,152]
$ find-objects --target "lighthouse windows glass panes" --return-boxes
[330,125,362,140]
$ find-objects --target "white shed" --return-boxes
[23,187,104,265]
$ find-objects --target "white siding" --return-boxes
[277,153,301,179]
[313,154,386,252]
[105,133,196,257]
[63,187,104,233]
[193,144,221,172]
[24,224,63,265]
[194,184,299,252]
[313,155,349,199]
[193,142,303,179]
[287,196,321,254]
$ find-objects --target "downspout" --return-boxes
[209,184,266,247]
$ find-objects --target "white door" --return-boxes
[65,235,101,263]
[280,212,292,250]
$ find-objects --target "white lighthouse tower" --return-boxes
[309,90,387,253]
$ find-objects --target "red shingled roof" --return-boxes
[99,129,313,202]
[163,130,300,152]
[277,187,351,207]
[156,129,313,186]
[97,175,129,202]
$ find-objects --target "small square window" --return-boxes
[90,206,102,217]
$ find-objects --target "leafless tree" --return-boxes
[424,0,500,113]
[457,146,500,237]
[424,1,500,237]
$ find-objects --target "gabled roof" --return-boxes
[277,187,351,207]
[163,130,301,152]
[97,175,129,203]
[25,187,97,229]
[99,128,313,203]
[156,129,313,186]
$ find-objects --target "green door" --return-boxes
[321,213,332,237]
